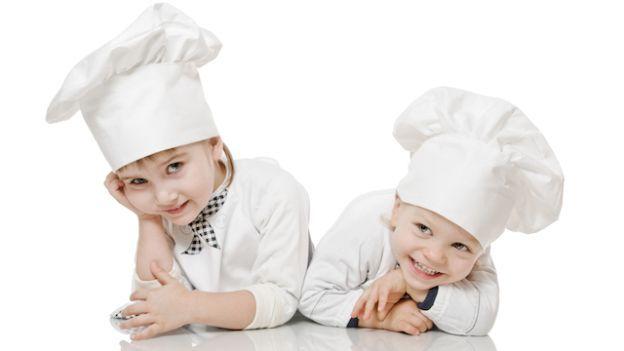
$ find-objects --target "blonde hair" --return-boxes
[380,192,400,232]
[117,138,235,187]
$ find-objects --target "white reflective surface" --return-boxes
[117,314,495,351]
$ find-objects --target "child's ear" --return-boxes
[206,137,224,161]
[390,195,401,228]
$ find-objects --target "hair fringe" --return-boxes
[222,143,235,187]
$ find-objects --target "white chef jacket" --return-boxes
[133,158,311,329]
[298,190,499,336]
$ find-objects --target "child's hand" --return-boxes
[104,172,156,220]
[380,299,433,336]
[352,268,407,321]
[120,262,194,340]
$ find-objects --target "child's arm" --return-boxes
[350,252,498,336]
[104,172,177,285]
[420,247,499,336]
[299,194,395,328]
[131,218,193,292]
[298,236,371,327]
[130,170,310,333]
[121,262,256,340]
[120,167,310,335]
[135,216,173,280]
[351,268,429,320]
[357,299,433,335]
[241,171,311,329]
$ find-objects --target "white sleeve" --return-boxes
[298,198,385,327]
[131,258,193,292]
[421,247,499,336]
[243,172,311,329]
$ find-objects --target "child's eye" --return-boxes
[417,224,432,235]
[167,162,183,173]
[130,178,147,185]
[452,243,469,252]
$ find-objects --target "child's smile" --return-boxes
[388,198,483,291]
[116,139,226,226]
[407,257,443,280]
[163,200,190,216]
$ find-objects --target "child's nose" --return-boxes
[155,189,179,206]
[423,246,447,266]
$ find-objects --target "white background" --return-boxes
[1,0,622,349]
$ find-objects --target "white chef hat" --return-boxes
[46,3,222,171]
[394,87,564,248]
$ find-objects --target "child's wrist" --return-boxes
[184,290,200,325]
[138,214,161,222]
[137,216,166,237]
[357,314,383,329]
[391,268,408,293]
[406,286,428,303]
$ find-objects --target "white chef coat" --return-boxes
[298,190,499,336]
[133,158,311,329]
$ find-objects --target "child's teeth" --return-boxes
[415,261,438,275]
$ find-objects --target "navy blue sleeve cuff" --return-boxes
[347,317,359,328]
[416,286,439,311]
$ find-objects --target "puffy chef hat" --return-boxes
[46,3,222,170]
[394,87,564,248]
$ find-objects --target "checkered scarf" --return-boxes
[182,187,228,254]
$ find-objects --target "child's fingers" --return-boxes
[377,304,393,321]
[150,261,175,285]
[120,313,155,330]
[378,287,390,312]
[363,285,379,320]
[130,289,148,301]
[131,323,161,341]
[415,311,434,330]
[104,172,122,190]
[401,321,421,336]
[408,313,430,333]
[104,172,128,201]
[104,179,126,203]
[351,295,366,318]
[122,301,149,317]
[104,172,115,184]
[352,289,371,318]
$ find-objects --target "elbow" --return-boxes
[435,319,495,336]
[464,290,499,336]
[297,289,340,327]
[245,284,299,329]
[433,287,499,336]
[297,287,317,318]
[461,320,495,336]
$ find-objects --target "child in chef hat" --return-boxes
[299,87,563,335]
[47,3,310,340]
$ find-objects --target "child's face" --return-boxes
[389,198,484,291]
[116,140,224,226]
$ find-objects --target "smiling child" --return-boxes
[299,87,564,336]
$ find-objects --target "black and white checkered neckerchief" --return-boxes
[182,187,228,254]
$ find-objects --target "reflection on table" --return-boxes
[119,314,496,351]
